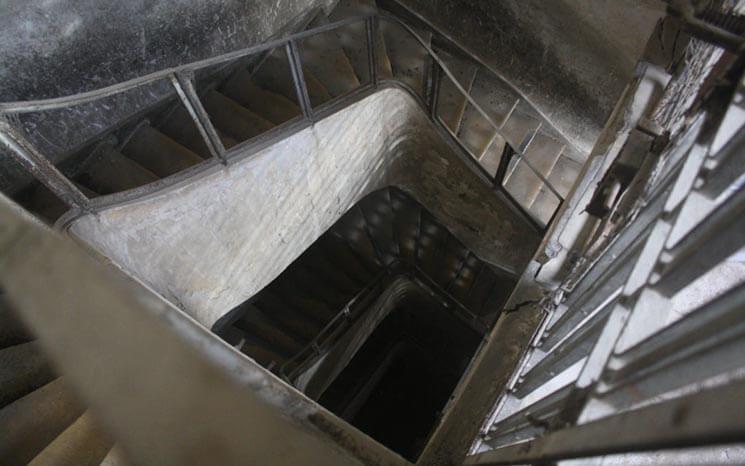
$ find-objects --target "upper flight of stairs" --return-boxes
[8,0,582,230]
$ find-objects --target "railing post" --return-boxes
[366,16,378,87]
[426,58,441,118]
[169,72,227,165]
[286,41,314,122]
[0,118,89,210]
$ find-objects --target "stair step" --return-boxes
[328,0,393,80]
[0,341,55,409]
[157,103,237,156]
[478,134,507,178]
[318,233,378,284]
[233,313,305,357]
[298,16,361,102]
[380,20,432,97]
[448,254,483,302]
[526,155,581,226]
[389,188,423,264]
[358,195,400,265]
[458,103,499,162]
[201,90,275,143]
[504,132,564,208]
[122,125,204,178]
[224,326,290,368]
[0,378,84,465]
[252,297,320,344]
[221,69,302,125]
[76,146,159,195]
[0,294,32,349]
[251,54,332,108]
[29,410,113,466]
[434,47,479,133]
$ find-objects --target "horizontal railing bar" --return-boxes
[466,375,745,465]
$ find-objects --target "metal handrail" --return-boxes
[0,12,564,222]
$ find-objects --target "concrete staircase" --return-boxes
[10,0,581,230]
[213,187,517,380]
[0,1,585,462]
[0,293,120,465]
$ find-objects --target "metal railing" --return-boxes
[466,51,745,465]
[0,12,569,230]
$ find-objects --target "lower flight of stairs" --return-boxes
[214,187,517,379]
[0,293,123,466]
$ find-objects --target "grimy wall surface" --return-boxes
[66,89,540,328]
[0,0,335,101]
[0,0,335,192]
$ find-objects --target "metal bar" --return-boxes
[504,123,542,183]
[427,59,441,118]
[445,251,471,293]
[286,41,314,121]
[494,145,515,188]
[169,72,227,164]
[498,98,520,131]
[653,183,745,296]
[514,309,610,398]
[699,124,745,199]
[366,16,378,87]
[485,384,573,446]
[465,376,745,465]
[0,119,88,210]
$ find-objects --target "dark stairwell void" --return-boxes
[212,187,516,460]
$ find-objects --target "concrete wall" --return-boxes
[66,88,539,328]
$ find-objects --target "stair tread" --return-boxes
[0,378,84,465]
[157,103,213,158]
[299,15,361,102]
[380,20,431,96]
[251,54,332,108]
[434,47,479,133]
[0,294,33,349]
[458,104,499,161]
[0,341,55,409]
[122,125,204,178]
[504,132,565,208]
[202,90,274,143]
[233,313,305,357]
[76,146,159,195]
[29,410,112,466]
[221,70,302,125]
[526,154,580,226]
[328,0,393,79]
